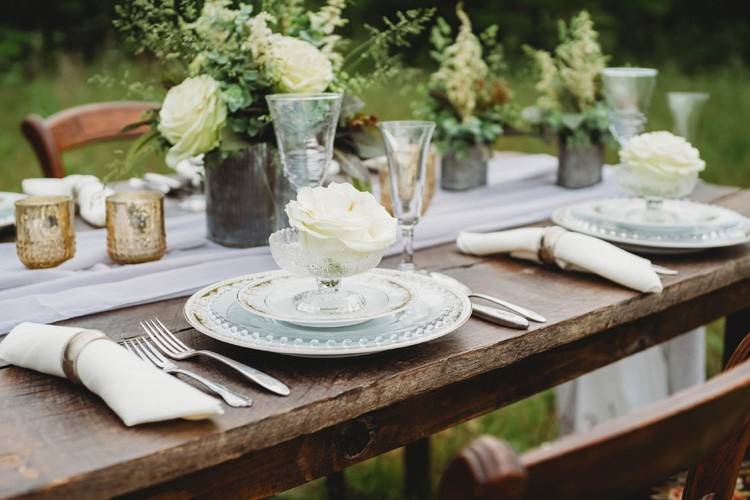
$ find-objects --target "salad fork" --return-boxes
[122,337,252,408]
[141,318,290,396]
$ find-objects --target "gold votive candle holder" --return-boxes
[106,191,166,264]
[15,195,76,269]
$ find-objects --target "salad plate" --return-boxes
[183,268,472,358]
[237,271,416,328]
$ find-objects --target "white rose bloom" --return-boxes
[158,75,228,168]
[286,182,397,253]
[265,35,334,94]
[620,131,705,179]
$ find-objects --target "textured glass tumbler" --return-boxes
[106,191,166,264]
[378,120,435,271]
[266,93,342,191]
[602,67,658,147]
[15,195,75,269]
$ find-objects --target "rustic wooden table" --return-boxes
[2,183,750,499]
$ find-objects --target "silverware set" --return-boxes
[121,317,289,408]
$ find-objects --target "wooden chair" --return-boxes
[437,334,750,500]
[21,101,158,178]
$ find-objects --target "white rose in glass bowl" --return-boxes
[617,131,705,199]
[158,75,227,168]
[265,35,334,94]
[270,183,397,315]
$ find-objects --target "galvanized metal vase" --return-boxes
[205,143,292,248]
[557,139,604,189]
[440,144,489,191]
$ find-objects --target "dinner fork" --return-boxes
[122,337,252,408]
[141,318,290,396]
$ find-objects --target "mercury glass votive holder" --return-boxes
[15,195,76,269]
[106,191,166,264]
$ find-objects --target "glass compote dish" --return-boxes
[268,183,398,316]
[615,131,705,224]
[269,227,387,315]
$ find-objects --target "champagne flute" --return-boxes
[378,120,435,271]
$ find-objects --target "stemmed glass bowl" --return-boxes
[269,228,386,315]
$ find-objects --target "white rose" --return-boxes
[158,75,228,168]
[286,182,397,253]
[265,35,334,94]
[620,131,705,179]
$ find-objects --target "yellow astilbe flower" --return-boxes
[243,12,276,66]
[555,11,605,110]
[531,50,558,110]
[432,3,489,122]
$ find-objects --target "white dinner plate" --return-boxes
[183,268,472,358]
[553,199,750,254]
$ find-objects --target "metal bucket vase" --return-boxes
[440,144,489,191]
[205,143,292,248]
[557,139,604,189]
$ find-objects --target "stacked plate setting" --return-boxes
[183,269,472,358]
[553,198,750,254]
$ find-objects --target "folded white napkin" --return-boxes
[22,175,113,227]
[457,227,662,293]
[0,322,223,425]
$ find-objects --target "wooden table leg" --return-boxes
[326,471,347,500]
[404,437,431,500]
[724,308,750,367]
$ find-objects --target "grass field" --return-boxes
[0,54,741,498]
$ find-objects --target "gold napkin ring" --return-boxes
[61,330,110,385]
[538,226,567,266]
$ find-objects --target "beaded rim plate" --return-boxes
[183,268,472,358]
[236,272,416,328]
[0,192,26,228]
[553,199,750,254]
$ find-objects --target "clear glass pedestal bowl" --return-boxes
[616,162,699,224]
[268,228,386,316]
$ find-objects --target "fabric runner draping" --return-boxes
[0,152,705,433]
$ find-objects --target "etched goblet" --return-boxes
[602,67,658,147]
[378,120,435,271]
[266,93,343,191]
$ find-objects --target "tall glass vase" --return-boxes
[204,143,283,248]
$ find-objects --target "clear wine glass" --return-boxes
[601,67,658,147]
[378,120,435,271]
[266,93,343,191]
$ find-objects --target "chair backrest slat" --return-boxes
[21,101,157,178]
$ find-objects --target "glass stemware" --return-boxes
[668,92,709,143]
[266,93,343,192]
[378,120,435,271]
[601,67,658,146]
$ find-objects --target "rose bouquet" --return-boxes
[115,0,433,169]
[113,0,432,246]
[414,4,516,190]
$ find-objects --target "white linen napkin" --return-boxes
[22,175,113,227]
[456,226,662,293]
[0,322,224,426]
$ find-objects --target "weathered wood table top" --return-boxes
[2,183,750,499]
